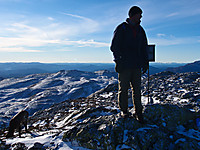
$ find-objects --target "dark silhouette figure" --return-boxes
[110,6,149,123]
[6,110,29,138]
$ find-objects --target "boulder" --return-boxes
[12,142,27,150]
[28,142,45,150]
[181,92,194,99]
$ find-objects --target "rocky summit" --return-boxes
[0,71,200,149]
[62,102,199,150]
[2,97,199,150]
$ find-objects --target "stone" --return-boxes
[28,142,45,150]
[12,142,27,150]
[181,92,194,99]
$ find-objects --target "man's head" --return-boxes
[128,6,143,24]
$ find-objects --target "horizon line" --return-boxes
[0,61,193,64]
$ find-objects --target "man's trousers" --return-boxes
[118,68,143,113]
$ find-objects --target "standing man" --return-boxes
[110,6,148,123]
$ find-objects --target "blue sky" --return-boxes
[0,0,199,63]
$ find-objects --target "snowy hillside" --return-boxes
[0,71,199,149]
[0,70,117,128]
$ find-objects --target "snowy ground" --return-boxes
[0,70,117,128]
[5,130,90,150]
[2,93,200,149]
[2,95,186,149]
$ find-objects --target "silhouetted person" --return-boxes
[110,6,148,123]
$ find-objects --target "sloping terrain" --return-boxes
[1,97,199,149]
[0,70,117,128]
[166,60,200,73]
[0,71,199,149]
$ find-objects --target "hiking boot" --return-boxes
[136,113,144,124]
[121,110,131,118]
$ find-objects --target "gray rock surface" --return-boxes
[26,96,199,150]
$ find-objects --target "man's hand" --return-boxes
[115,59,124,73]
[142,63,149,74]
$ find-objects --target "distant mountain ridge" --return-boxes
[0,62,115,78]
[166,60,200,73]
[0,60,198,78]
[0,62,189,78]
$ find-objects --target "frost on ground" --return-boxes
[4,131,89,150]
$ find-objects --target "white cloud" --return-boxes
[0,13,108,53]
[157,34,166,37]
[0,35,109,53]
[170,0,200,16]
[0,37,60,47]
[166,12,179,18]
[48,17,54,21]
[149,36,200,46]
[61,12,100,33]
[61,13,92,22]
[56,49,73,52]
[62,39,109,47]
[0,47,42,52]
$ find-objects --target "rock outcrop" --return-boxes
[61,100,199,149]
[26,96,200,150]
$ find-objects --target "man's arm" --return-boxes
[110,24,124,62]
[141,28,149,73]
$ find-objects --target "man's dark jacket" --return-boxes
[110,20,148,70]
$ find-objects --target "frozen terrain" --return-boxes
[0,70,200,149]
[0,70,117,128]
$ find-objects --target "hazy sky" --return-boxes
[0,0,200,63]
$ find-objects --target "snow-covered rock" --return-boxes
[0,70,117,128]
[61,102,199,149]
[1,96,199,149]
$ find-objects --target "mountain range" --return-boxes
[1,60,198,78]
[0,63,115,78]
[166,60,200,73]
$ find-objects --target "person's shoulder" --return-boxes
[139,25,146,32]
[139,25,147,35]
[116,22,128,30]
